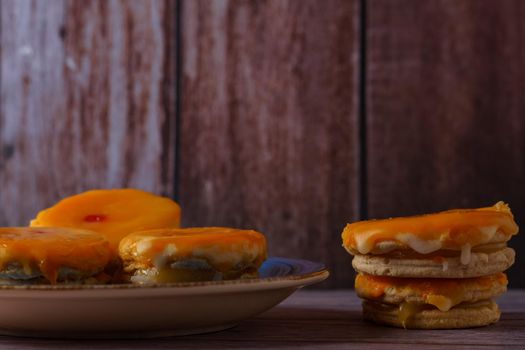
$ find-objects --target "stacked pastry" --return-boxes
[341,202,518,329]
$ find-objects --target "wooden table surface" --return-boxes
[0,289,523,349]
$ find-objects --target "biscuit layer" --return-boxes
[352,247,514,278]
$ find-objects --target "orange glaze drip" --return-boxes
[120,227,268,272]
[342,202,518,254]
[30,188,181,257]
[0,227,111,283]
[355,273,507,311]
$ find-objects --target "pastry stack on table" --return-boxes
[341,201,519,329]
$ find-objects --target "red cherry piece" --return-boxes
[83,214,107,223]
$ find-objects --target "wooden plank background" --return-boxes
[179,0,359,288]
[367,0,525,288]
[0,0,176,225]
[0,0,524,288]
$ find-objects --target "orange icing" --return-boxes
[0,227,111,283]
[120,227,267,272]
[355,273,507,311]
[30,189,181,256]
[342,202,518,254]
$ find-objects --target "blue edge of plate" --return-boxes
[258,257,326,279]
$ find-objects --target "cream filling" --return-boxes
[396,233,442,254]
[134,241,262,272]
[355,231,380,254]
[461,244,471,265]
[356,228,510,256]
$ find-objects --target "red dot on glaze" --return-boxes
[83,214,107,223]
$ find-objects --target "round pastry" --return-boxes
[119,227,268,283]
[30,188,181,256]
[342,202,518,278]
[356,272,507,329]
[0,227,111,284]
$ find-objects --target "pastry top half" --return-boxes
[342,202,518,258]
[119,227,268,282]
[30,188,181,255]
[355,272,507,312]
[0,227,111,284]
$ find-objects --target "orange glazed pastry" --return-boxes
[119,227,268,283]
[30,189,181,256]
[341,202,519,329]
[355,273,507,329]
[342,202,518,278]
[0,227,111,285]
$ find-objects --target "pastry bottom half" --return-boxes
[362,299,500,329]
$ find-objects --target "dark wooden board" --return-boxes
[0,289,522,349]
[366,0,525,287]
[0,0,176,226]
[179,0,360,288]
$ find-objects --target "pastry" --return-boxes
[30,188,181,256]
[0,227,110,284]
[119,227,267,283]
[341,202,519,329]
[356,272,506,329]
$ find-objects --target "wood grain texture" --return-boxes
[0,0,176,226]
[366,0,525,287]
[0,289,523,348]
[180,0,359,288]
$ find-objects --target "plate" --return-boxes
[0,257,329,338]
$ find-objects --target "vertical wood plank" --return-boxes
[180,0,360,287]
[0,0,177,225]
[367,0,525,287]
